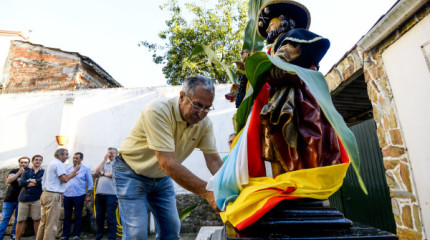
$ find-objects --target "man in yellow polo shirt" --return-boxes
[114,76,223,240]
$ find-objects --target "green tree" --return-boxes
[140,0,248,85]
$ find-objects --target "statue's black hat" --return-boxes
[257,0,311,39]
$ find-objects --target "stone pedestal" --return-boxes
[224,199,398,239]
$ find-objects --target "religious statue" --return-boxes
[256,0,342,176]
[208,0,363,233]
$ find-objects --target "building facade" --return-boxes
[325,1,429,239]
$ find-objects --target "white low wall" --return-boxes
[0,85,235,194]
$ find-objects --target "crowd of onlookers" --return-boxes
[0,148,118,240]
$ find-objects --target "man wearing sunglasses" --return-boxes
[115,76,223,240]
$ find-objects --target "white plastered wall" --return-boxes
[0,85,236,194]
[381,14,430,237]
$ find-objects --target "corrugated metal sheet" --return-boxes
[330,119,396,233]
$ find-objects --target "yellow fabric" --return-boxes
[220,162,350,227]
[119,97,217,178]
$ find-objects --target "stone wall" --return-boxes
[325,4,429,239]
[1,40,122,93]
[325,47,363,92]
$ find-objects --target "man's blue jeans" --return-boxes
[63,195,86,238]
[95,194,117,240]
[113,157,180,240]
[0,201,18,239]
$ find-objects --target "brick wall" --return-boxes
[1,41,122,93]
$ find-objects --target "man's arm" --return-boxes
[85,168,94,202]
[59,164,80,183]
[155,151,219,211]
[94,155,108,175]
[6,168,25,184]
[203,153,223,175]
[35,170,44,186]
[103,172,113,178]
[25,170,44,188]
[19,170,30,187]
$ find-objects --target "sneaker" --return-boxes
[10,234,15,240]
[59,237,68,240]
[72,237,80,240]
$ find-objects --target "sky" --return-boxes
[1,0,397,88]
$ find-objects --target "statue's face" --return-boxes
[266,17,286,44]
[266,18,281,34]
[274,42,301,63]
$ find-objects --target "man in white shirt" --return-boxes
[36,148,80,240]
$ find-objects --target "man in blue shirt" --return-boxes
[60,152,94,240]
[15,155,44,240]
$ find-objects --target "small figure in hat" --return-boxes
[256,0,310,55]
[234,0,311,107]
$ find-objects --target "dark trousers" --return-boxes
[95,194,118,240]
[63,195,86,238]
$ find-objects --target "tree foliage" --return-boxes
[140,0,248,85]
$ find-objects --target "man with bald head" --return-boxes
[114,76,223,239]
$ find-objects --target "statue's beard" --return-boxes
[266,27,287,44]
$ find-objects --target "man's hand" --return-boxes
[202,191,220,212]
[156,151,219,211]
[27,179,37,187]
[27,179,36,184]
[60,164,80,183]
[73,164,81,173]
[17,167,25,174]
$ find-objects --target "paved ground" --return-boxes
[19,232,198,240]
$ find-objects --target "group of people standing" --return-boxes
[0,148,119,240]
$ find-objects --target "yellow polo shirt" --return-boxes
[118,97,218,178]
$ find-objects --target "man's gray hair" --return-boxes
[54,148,67,158]
[108,147,118,153]
[182,76,215,97]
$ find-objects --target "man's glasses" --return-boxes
[186,96,214,113]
